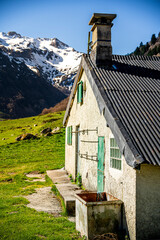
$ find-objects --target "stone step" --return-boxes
[47,169,82,216]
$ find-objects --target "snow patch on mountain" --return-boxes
[0,32,82,91]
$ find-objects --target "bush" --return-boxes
[76,173,82,187]
[41,96,69,115]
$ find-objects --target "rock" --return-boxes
[21,133,36,140]
[2,138,5,140]
[41,128,52,135]
[16,133,37,141]
[45,132,52,137]
[7,31,21,38]
[52,127,60,134]
[16,135,22,141]
[34,124,37,127]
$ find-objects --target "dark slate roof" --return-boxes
[63,54,160,168]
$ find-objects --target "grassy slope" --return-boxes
[0,112,81,240]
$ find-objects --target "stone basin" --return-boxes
[75,192,123,240]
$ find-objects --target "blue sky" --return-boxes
[0,0,160,54]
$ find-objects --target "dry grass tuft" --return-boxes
[41,96,69,115]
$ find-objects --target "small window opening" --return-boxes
[110,138,122,170]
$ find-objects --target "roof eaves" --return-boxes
[83,55,145,169]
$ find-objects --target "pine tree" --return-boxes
[141,45,146,55]
[140,42,143,47]
[134,47,141,55]
[145,42,150,51]
[151,34,157,45]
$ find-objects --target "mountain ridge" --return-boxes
[0,31,82,90]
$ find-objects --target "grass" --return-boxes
[0,112,82,240]
[51,185,68,217]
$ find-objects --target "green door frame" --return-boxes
[97,136,105,192]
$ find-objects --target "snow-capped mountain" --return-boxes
[0,31,82,92]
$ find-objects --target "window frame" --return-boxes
[110,137,122,170]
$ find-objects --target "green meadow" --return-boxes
[0,112,82,240]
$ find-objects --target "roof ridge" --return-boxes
[113,54,160,61]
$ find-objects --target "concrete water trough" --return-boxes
[75,192,123,240]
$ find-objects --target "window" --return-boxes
[110,138,122,170]
[67,126,72,145]
[77,81,83,104]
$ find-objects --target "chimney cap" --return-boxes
[89,13,117,25]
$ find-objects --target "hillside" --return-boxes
[0,112,82,239]
[131,33,160,56]
[0,50,66,119]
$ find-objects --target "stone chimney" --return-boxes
[89,13,117,66]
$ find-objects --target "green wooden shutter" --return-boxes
[67,127,70,145]
[67,126,72,145]
[77,84,79,102]
[70,126,72,145]
[79,82,83,104]
[97,137,104,192]
[77,81,83,104]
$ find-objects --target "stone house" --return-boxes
[63,13,160,240]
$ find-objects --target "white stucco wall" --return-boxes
[136,164,160,240]
[105,132,137,239]
[65,70,137,239]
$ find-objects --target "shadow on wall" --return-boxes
[122,205,130,240]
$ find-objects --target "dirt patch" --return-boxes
[24,173,61,216]
[8,211,18,214]
[36,235,47,239]
[8,172,16,175]
[25,173,45,182]
[27,171,40,174]
[25,187,62,217]
[0,177,13,183]
[24,172,75,221]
